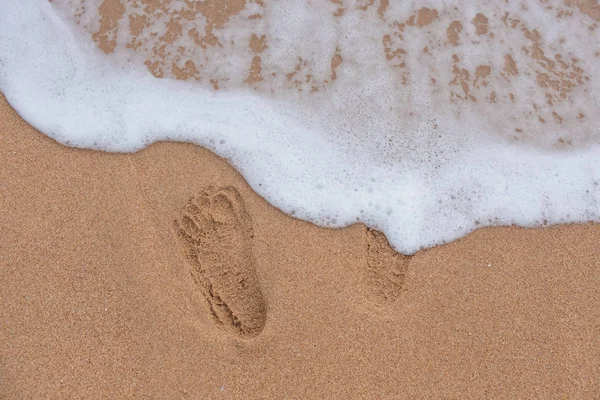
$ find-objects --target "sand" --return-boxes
[1,90,599,398]
[2,0,600,397]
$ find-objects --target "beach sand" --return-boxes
[1,92,599,398]
[2,0,600,397]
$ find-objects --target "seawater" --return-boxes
[1,0,599,254]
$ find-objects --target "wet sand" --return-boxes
[1,94,599,398]
[2,1,600,397]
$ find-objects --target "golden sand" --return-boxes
[1,93,599,398]
[2,0,600,397]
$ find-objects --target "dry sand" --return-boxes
[1,91,599,398]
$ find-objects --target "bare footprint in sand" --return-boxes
[174,186,266,339]
[362,228,409,305]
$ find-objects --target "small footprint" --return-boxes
[362,228,409,305]
[173,186,266,338]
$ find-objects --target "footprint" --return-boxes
[362,228,409,305]
[173,186,266,338]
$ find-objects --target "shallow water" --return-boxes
[1,0,599,253]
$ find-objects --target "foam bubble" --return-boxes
[1,0,599,254]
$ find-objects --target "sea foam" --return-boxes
[1,0,599,254]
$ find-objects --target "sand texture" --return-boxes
[2,1,600,396]
[1,93,600,398]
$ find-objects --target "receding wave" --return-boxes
[1,0,599,253]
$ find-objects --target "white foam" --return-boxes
[1,0,599,254]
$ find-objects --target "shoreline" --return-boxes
[1,94,599,398]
